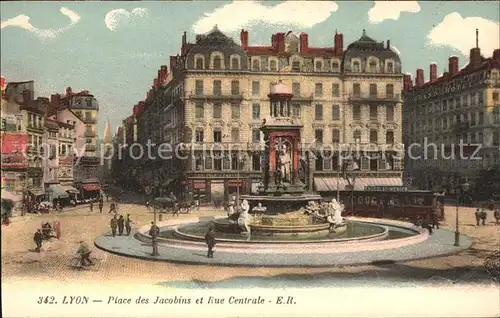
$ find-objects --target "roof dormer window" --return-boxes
[231,56,240,70]
[270,60,277,71]
[195,56,204,70]
[315,60,323,72]
[252,59,260,71]
[352,61,360,73]
[213,56,222,70]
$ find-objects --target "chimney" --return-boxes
[271,34,277,49]
[276,32,285,53]
[138,101,145,109]
[299,32,308,53]
[334,32,344,56]
[65,87,72,97]
[429,63,437,82]
[448,56,458,75]
[160,65,168,82]
[415,69,424,87]
[153,78,159,88]
[50,94,61,106]
[493,49,500,61]
[170,56,177,71]
[386,40,390,49]
[240,29,248,50]
[181,31,187,55]
[469,48,481,66]
[22,89,32,105]
[403,74,413,90]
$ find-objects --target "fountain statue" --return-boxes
[278,143,291,182]
[330,199,344,225]
[238,199,251,233]
[252,203,267,217]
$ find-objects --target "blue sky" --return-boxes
[1,1,499,133]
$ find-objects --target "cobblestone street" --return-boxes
[2,200,499,286]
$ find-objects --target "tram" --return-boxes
[324,186,444,220]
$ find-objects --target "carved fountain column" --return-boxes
[268,133,276,190]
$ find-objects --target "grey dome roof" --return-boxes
[185,25,248,69]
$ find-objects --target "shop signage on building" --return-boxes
[365,185,409,192]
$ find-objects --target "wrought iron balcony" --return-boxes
[187,90,245,102]
[349,93,400,102]
[84,131,96,137]
[291,93,313,102]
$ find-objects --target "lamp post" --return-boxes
[236,153,246,207]
[454,178,470,247]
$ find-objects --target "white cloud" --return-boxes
[104,8,149,31]
[0,7,80,40]
[368,1,420,24]
[192,1,338,34]
[427,13,500,57]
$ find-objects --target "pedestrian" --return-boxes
[205,225,216,258]
[98,201,103,214]
[494,208,500,225]
[422,216,433,235]
[117,215,125,236]
[149,221,160,256]
[125,214,133,236]
[90,201,94,212]
[480,208,487,226]
[76,241,93,266]
[475,208,481,226]
[33,229,43,253]
[110,216,118,237]
[431,210,440,229]
[106,193,109,202]
[109,202,116,214]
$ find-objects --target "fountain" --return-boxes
[213,81,346,238]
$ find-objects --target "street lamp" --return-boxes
[236,153,247,207]
[455,178,470,246]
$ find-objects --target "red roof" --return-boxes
[246,46,276,55]
[302,47,340,57]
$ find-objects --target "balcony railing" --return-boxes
[83,118,97,124]
[291,93,313,102]
[187,90,244,102]
[349,93,400,102]
[84,131,96,137]
[85,144,97,151]
[27,124,44,132]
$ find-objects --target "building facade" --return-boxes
[403,43,500,196]
[114,27,404,203]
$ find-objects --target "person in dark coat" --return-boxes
[34,229,43,252]
[90,201,94,212]
[125,214,133,236]
[204,225,216,258]
[117,215,125,236]
[475,209,481,226]
[98,201,103,214]
[480,209,487,226]
[110,216,118,237]
[431,210,440,229]
[422,217,433,235]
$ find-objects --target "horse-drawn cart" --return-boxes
[153,197,195,216]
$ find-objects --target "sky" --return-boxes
[1,1,499,134]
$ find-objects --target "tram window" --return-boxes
[371,197,378,206]
[365,197,370,205]
[388,197,395,206]
[358,196,364,204]
[417,197,424,205]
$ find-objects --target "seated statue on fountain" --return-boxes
[237,199,252,234]
[325,199,345,230]
[252,202,267,217]
[227,200,239,223]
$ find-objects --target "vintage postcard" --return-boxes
[1,1,499,317]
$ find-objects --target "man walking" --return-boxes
[480,208,487,226]
[149,222,160,256]
[475,208,481,226]
[90,201,94,212]
[98,200,103,214]
[76,241,93,266]
[110,216,118,237]
[125,214,133,236]
[204,226,216,258]
[33,229,43,253]
[117,215,125,236]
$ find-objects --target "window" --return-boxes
[369,84,378,98]
[315,61,322,72]
[213,154,222,170]
[315,83,323,97]
[369,60,377,73]
[252,81,260,96]
[386,62,394,73]
[213,56,222,70]
[231,128,239,142]
[370,157,378,171]
[478,132,484,143]
[493,132,499,146]
[493,107,500,124]
[352,61,360,73]
[195,128,204,142]
[252,129,260,142]
[479,112,484,125]
[292,83,300,96]
[370,105,378,120]
[213,128,222,142]
[370,130,378,143]
[332,83,340,97]
[292,61,301,72]
[315,156,324,171]
[331,61,339,71]
[252,154,261,171]
[315,129,323,143]
[353,83,361,97]
[213,80,221,96]
[332,129,340,144]
[231,103,240,119]
[252,103,260,120]
[195,58,203,69]
[231,57,239,69]
[213,103,222,119]
[195,80,204,96]
[332,104,340,120]
[195,102,204,119]
[385,84,394,98]
[386,105,394,121]
[292,103,300,118]
[493,92,499,102]
[195,156,203,171]
[252,59,260,71]
[269,60,277,71]
[315,104,323,120]
[353,105,361,120]
[386,130,394,144]
[231,80,240,95]
[353,130,361,144]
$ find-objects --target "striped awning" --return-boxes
[314,177,403,192]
